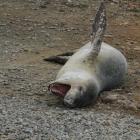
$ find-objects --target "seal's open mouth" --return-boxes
[48,83,71,97]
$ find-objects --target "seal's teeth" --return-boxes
[49,84,54,92]
[48,85,51,92]
[51,88,64,96]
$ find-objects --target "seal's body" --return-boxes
[50,42,127,107]
[57,42,127,91]
[48,2,127,107]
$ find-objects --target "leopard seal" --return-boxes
[48,1,127,107]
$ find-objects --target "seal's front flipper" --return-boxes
[57,51,75,56]
[43,51,75,65]
[44,55,70,65]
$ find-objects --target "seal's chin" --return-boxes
[48,83,71,97]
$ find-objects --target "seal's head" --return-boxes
[48,81,98,108]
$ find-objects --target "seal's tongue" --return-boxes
[48,83,71,97]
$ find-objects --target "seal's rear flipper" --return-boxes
[43,51,75,65]
[91,0,106,55]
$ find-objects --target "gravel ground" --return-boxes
[0,0,140,139]
[0,95,140,140]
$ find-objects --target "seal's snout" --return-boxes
[63,98,75,108]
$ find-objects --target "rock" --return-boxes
[118,99,138,111]
[124,102,138,111]
[100,94,118,104]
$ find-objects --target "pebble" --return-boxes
[24,128,33,134]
